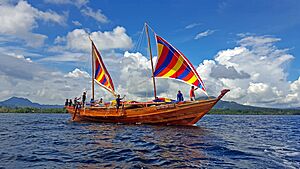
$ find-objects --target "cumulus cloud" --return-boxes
[0,1,66,47]
[0,52,90,104]
[64,68,90,78]
[50,26,133,55]
[210,65,250,79]
[197,35,298,108]
[194,29,216,39]
[81,7,108,23]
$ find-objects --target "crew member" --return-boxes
[177,90,184,102]
[190,86,198,101]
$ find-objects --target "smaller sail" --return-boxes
[154,35,206,93]
[92,41,116,95]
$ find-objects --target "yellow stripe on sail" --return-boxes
[187,75,198,84]
[96,69,105,82]
[157,44,164,58]
[162,56,184,77]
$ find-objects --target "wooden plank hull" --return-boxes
[66,89,229,126]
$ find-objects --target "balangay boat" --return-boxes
[65,23,229,125]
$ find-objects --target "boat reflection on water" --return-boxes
[74,122,210,168]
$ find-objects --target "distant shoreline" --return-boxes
[0,107,299,115]
[209,109,300,115]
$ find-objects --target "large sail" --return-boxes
[92,41,116,96]
[154,35,206,93]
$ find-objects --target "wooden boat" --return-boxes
[66,23,229,126]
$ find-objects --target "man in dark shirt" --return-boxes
[82,92,86,107]
[116,94,125,110]
[177,90,184,102]
[65,99,68,106]
[68,99,72,107]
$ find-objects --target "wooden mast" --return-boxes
[145,23,157,99]
[89,36,95,100]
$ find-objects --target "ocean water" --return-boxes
[0,113,299,169]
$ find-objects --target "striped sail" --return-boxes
[154,35,206,93]
[92,41,115,95]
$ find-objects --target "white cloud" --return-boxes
[248,82,269,94]
[81,7,108,23]
[44,0,88,8]
[0,52,90,104]
[0,1,66,47]
[185,23,201,29]
[40,51,88,62]
[7,52,32,62]
[54,36,66,44]
[198,35,298,108]
[72,20,82,26]
[64,68,90,78]
[194,29,216,39]
[51,26,133,54]
[239,36,281,47]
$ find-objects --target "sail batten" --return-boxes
[154,35,207,93]
[91,41,116,96]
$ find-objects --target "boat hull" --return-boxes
[66,89,229,126]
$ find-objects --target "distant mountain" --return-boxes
[198,96,299,111]
[0,97,63,109]
[214,100,258,110]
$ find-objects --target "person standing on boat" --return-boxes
[68,99,73,107]
[177,90,184,102]
[116,94,126,110]
[82,91,86,108]
[65,99,69,106]
[190,86,198,101]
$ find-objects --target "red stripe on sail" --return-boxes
[182,71,194,81]
[157,52,179,77]
[178,50,205,89]
[193,80,200,87]
[99,75,106,84]
[155,45,170,72]
[170,62,186,78]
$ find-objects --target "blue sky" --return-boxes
[0,0,300,107]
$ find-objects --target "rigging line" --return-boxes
[145,23,156,35]
[133,25,145,53]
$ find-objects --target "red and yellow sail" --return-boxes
[92,41,116,95]
[154,35,206,93]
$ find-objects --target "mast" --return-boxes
[145,23,157,99]
[89,36,95,100]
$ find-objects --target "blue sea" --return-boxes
[0,113,299,168]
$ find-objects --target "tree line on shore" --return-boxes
[0,106,66,113]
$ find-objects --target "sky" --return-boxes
[0,0,300,108]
